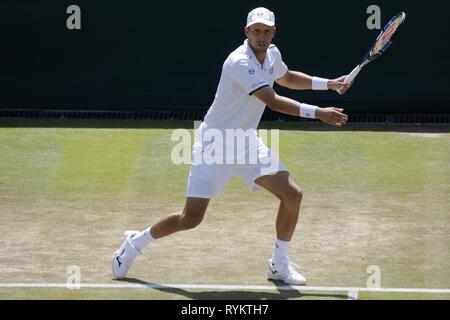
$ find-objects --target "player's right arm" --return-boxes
[252,86,348,127]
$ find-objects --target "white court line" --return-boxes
[0,283,449,294]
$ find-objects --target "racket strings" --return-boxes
[371,15,405,55]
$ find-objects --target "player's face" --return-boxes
[245,23,276,53]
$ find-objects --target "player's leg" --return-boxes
[148,197,209,239]
[129,196,209,250]
[234,131,305,284]
[255,171,306,284]
[112,197,209,279]
[112,154,232,279]
[255,171,302,242]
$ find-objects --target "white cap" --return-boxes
[246,7,275,28]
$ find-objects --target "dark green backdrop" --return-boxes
[1,0,449,113]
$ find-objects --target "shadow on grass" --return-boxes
[114,277,349,300]
[0,118,449,133]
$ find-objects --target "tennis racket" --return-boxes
[338,11,406,94]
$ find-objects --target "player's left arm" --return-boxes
[276,70,350,94]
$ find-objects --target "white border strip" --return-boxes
[0,283,449,294]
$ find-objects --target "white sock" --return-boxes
[131,227,154,251]
[271,239,290,264]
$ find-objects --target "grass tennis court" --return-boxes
[0,119,449,300]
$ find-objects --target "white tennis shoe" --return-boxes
[267,259,306,285]
[112,230,141,279]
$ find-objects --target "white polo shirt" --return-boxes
[187,40,288,198]
[201,39,288,133]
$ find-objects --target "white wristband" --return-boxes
[299,103,318,119]
[312,77,329,90]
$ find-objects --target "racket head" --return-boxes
[366,12,406,62]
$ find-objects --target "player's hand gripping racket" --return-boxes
[338,12,406,94]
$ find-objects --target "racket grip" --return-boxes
[338,65,362,94]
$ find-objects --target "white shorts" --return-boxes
[186,136,287,199]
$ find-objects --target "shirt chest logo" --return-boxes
[269,67,274,75]
[249,68,256,75]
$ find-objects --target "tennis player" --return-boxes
[113,7,350,284]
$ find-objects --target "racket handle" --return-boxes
[337,65,362,94]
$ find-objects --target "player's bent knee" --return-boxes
[181,211,204,230]
[181,198,208,230]
[281,187,303,204]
